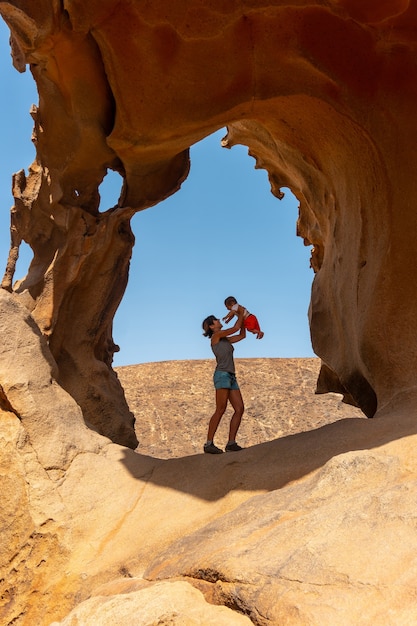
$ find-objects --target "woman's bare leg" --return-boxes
[207,388,229,441]
[228,389,244,442]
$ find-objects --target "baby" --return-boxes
[223,296,264,339]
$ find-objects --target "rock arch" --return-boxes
[0,0,416,446]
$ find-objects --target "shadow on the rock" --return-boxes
[119,407,417,501]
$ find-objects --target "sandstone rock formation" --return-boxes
[1,1,417,624]
[0,297,416,625]
[1,1,417,446]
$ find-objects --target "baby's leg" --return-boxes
[245,315,263,338]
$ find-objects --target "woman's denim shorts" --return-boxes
[213,370,240,390]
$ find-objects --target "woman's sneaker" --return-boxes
[225,442,243,452]
[204,442,223,454]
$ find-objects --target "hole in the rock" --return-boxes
[99,169,123,210]
[110,128,314,366]
[0,11,313,367]
[14,241,33,284]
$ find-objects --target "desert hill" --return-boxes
[117,358,364,458]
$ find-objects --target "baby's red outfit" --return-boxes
[244,314,261,333]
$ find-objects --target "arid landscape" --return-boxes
[118,358,364,458]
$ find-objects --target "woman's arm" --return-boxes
[228,321,246,344]
[212,309,245,344]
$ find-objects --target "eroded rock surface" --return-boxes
[50,581,254,626]
[0,290,415,625]
[1,1,417,625]
[0,1,417,443]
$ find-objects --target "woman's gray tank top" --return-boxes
[211,337,235,373]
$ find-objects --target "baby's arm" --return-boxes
[222,310,236,323]
[223,303,245,323]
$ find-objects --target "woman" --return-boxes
[201,307,246,454]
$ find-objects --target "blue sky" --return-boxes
[0,19,315,366]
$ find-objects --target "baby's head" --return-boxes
[224,296,237,311]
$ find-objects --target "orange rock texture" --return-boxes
[1,0,417,443]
